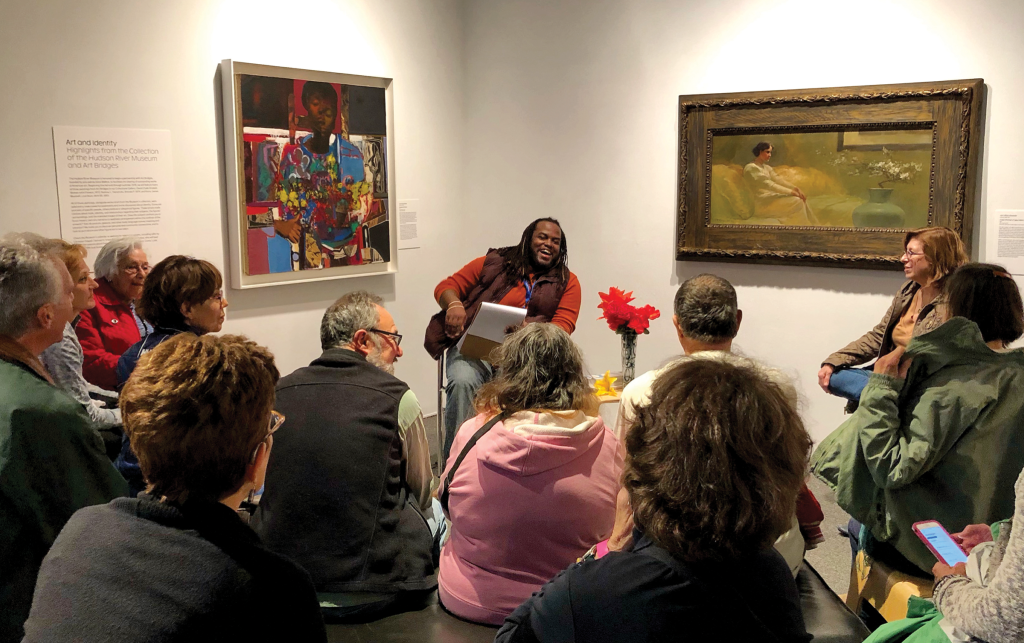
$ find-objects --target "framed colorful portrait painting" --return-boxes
[676,79,985,269]
[221,60,396,288]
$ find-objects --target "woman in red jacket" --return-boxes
[75,237,152,389]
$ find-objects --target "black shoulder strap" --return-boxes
[440,412,507,515]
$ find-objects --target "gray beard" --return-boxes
[367,346,395,375]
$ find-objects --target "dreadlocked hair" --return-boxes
[496,217,568,284]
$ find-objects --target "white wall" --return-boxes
[2,0,1023,437]
[0,0,465,406]
[461,0,1024,441]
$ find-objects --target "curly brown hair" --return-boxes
[120,333,279,504]
[474,324,596,416]
[623,358,811,563]
[136,255,222,329]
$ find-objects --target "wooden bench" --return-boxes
[326,561,870,642]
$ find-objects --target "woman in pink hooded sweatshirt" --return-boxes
[438,324,622,625]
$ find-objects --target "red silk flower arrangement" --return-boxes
[597,287,660,335]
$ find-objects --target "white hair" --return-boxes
[0,240,63,338]
[94,237,145,281]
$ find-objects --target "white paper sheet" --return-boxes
[457,302,527,349]
[52,126,177,265]
[398,198,420,250]
[986,209,1024,275]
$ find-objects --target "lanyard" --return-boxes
[523,277,536,306]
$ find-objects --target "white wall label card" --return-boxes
[986,209,1024,275]
[398,198,421,250]
[52,126,177,263]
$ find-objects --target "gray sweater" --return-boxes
[39,322,120,430]
[22,496,326,642]
[933,467,1024,643]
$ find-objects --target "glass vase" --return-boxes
[620,331,637,384]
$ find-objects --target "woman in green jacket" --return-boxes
[812,263,1024,574]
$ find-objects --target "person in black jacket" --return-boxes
[495,358,814,643]
[21,333,327,643]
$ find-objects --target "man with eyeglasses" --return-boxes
[253,290,439,623]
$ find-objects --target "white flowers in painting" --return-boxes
[831,148,924,187]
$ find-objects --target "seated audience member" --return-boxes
[0,240,127,643]
[614,273,823,574]
[818,226,967,404]
[21,238,121,434]
[862,467,1024,643]
[439,324,621,625]
[813,263,1024,575]
[113,255,228,495]
[76,236,153,389]
[928,465,1024,643]
[116,254,229,386]
[253,291,438,623]
[425,218,582,462]
[21,334,327,642]
[495,359,813,642]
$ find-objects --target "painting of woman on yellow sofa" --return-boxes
[743,142,819,226]
[709,132,931,229]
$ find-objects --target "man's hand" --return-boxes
[445,306,466,339]
[273,218,302,243]
[953,524,994,554]
[818,365,834,393]
[932,561,967,583]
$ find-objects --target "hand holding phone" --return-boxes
[913,520,968,566]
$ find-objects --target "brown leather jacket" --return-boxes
[822,280,945,369]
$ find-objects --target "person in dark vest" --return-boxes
[425,218,581,462]
[253,291,441,623]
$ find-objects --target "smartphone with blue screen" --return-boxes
[912,520,968,566]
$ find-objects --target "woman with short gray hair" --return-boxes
[75,237,153,389]
[437,324,622,625]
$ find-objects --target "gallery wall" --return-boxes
[0,0,466,406]
[2,0,1022,442]
[458,0,1024,441]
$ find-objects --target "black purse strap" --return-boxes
[440,412,507,515]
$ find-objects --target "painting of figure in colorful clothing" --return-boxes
[238,74,390,275]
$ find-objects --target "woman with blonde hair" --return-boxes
[818,226,968,404]
[24,238,122,439]
[438,324,621,625]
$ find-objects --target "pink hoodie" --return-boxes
[438,410,622,625]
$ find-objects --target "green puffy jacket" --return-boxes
[0,355,127,643]
[812,317,1024,573]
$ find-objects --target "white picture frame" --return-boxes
[220,59,397,289]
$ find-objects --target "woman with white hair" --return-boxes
[75,237,153,389]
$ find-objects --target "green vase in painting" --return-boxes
[852,188,906,228]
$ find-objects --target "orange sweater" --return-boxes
[434,256,582,334]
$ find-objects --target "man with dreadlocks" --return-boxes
[425,218,581,461]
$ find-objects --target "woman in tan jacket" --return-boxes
[817,227,967,404]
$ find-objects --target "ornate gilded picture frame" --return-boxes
[676,79,985,269]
